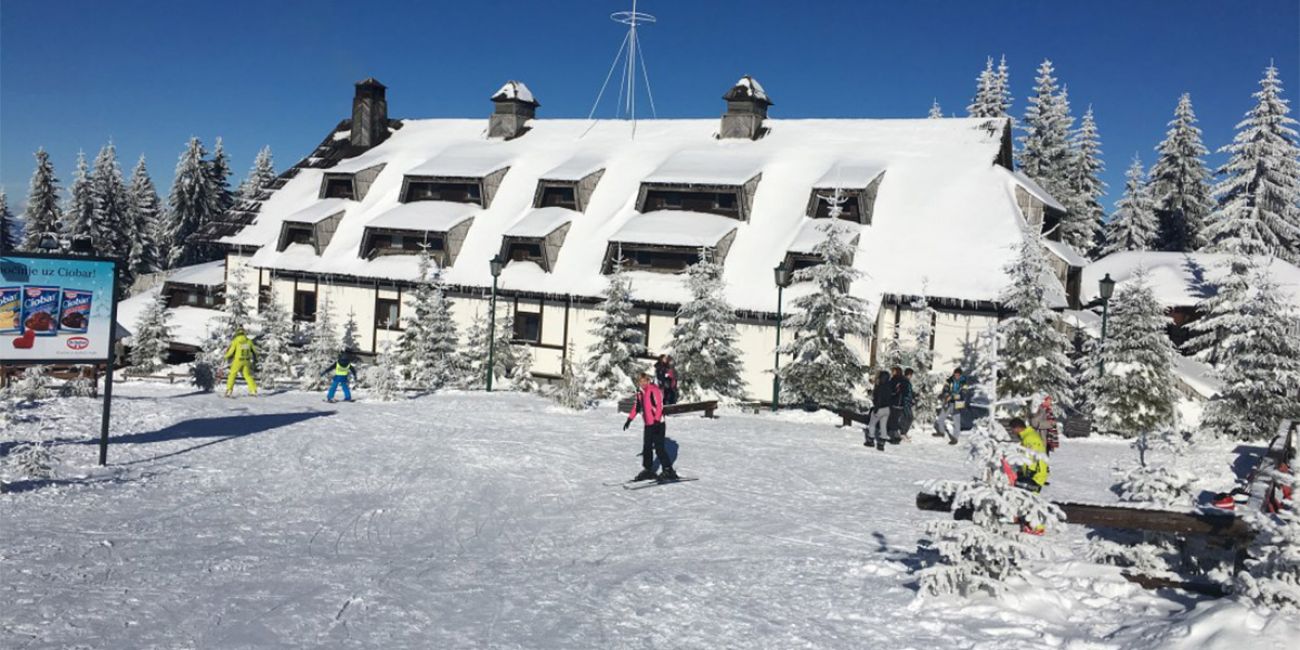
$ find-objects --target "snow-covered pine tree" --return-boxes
[1088,270,1179,437]
[193,263,255,391]
[966,57,1000,118]
[166,137,219,267]
[1201,64,1300,263]
[669,253,746,401]
[253,282,295,382]
[1100,156,1159,255]
[993,55,1012,118]
[1182,257,1253,366]
[1235,470,1300,611]
[778,198,873,409]
[917,416,1065,597]
[364,343,402,401]
[552,342,596,410]
[125,155,162,277]
[907,294,941,422]
[21,148,62,252]
[206,137,235,219]
[510,344,538,392]
[90,141,132,261]
[341,309,361,353]
[1017,60,1075,210]
[427,270,463,389]
[1200,268,1300,441]
[1063,107,1106,255]
[928,99,943,119]
[0,190,17,253]
[1089,428,1197,572]
[460,311,490,389]
[997,232,1074,405]
[586,255,646,399]
[65,151,95,252]
[1150,94,1214,252]
[300,295,340,390]
[129,292,173,373]
[392,249,459,391]
[237,146,277,203]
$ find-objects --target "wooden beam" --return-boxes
[1120,571,1228,597]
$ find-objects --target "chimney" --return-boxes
[351,77,389,149]
[488,80,539,140]
[720,75,772,140]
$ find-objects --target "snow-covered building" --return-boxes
[118,260,227,354]
[207,77,1082,398]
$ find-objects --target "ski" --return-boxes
[622,477,699,490]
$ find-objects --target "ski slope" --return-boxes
[2,384,1297,649]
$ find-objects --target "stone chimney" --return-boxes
[488,80,539,140]
[351,77,389,149]
[720,75,772,140]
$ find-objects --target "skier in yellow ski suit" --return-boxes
[224,328,259,396]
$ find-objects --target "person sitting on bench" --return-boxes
[1008,417,1049,491]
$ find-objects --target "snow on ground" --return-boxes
[2,384,1297,649]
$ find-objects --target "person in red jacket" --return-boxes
[624,372,678,482]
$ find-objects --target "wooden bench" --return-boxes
[617,398,719,419]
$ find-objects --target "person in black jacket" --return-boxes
[887,366,913,443]
[897,368,917,440]
[865,370,893,450]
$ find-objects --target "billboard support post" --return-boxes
[98,266,121,466]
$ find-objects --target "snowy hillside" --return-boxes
[2,385,1297,648]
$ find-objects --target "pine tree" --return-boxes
[365,343,402,401]
[194,264,255,390]
[1150,94,1213,252]
[300,296,340,390]
[966,57,1003,118]
[669,254,746,401]
[65,151,95,252]
[1236,474,1300,611]
[778,204,873,409]
[993,54,1012,118]
[917,416,1065,597]
[90,141,131,260]
[21,148,62,251]
[165,137,219,267]
[125,156,162,276]
[341,310,361,353]
[1201,64,1300,263]
[552,343,596,410]
[0,191,17,253]
[427,272,463,389]
[907,295,941,422]
[587,256,647,399]
[1200,268,1300,441]
[1088,271,1179,437]
[1100,156,1159,255]
[1090,429,1197,572]
[928,99,943,119]
[510,344,539,392]
[254,283,295,382]
[1018,60,1075,213]
[997,232,1074,404]
[1183,257,1253,366]
[129,292,173,373]
[393,249,460,391]
[206,137,235,218]
[237,146,277,203]
[461,312,491,389]
[1062,107,1106,255]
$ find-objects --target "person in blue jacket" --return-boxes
[933,367,967,445]
[322,354,358,403]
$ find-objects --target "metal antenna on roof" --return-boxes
[584,0,657,139]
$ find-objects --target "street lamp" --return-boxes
[486,255,505,392]
[772,263,793,411]
[1097,273,1116,376]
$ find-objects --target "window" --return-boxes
[643,188,742,218]
[538,185,578,209]
[285,226,313,246]
[323,177,354,199]
[293,290,317,322]
[620,246,702,273]
[403,180,482,205]
[258,286,272,312]
[376,298,401,330]
[203,293,215,307]
[365,230,444,258]
[789,255,821,272]
[512,311,541,343]
[812,193,862,221]
[507,241,544,263]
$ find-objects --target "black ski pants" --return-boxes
[641,422,671,471]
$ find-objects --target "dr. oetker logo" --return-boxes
[66,337,90,350]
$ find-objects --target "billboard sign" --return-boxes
[0,253,120,364]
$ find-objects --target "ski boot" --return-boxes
[633,469,658,482]
[659,467,679,482]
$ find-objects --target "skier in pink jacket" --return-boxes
[624,372,678,482]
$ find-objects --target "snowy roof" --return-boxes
[366,202,477,232]
[283,199,348,225]
[504,207,572,238]
[1061,308,1223,398]
[491,80,537,105]
[724,75,770,103]
[165,260,226,287]
[1003,168,1066,212]
[609,211,737,248]
[1043,239,1089,268]
[407,146,512,178]
[539,155,605,181]
[117,288,224,349]
[1083,251,1300,309]
[811,161,886,189]
[223,116,1033,311]
[644,150,765,186]
[787,220,858,254]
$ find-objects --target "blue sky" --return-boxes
[1,0,1296,212]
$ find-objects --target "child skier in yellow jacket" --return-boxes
[224,328,258,397]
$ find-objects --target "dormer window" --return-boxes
[284,225,313,246]
[358,202,476,266]
[603,212,738,274]
[533,160,604,213]
[805,164,886,225]
[403,179,483,205]
[637,151,763,221]
[536,184,577,210]
[641,187,746,219]
[317,164,384,201]
[323,176,355,199]
[276,200,347,254]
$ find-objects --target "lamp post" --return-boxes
[771,264,793,411]
[1097,273,1116,376]
[486,255,505,391]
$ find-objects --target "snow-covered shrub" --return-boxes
[916,417,1064,597]
[551,343,595,411]
[510,344,538,393]
[299,296,340,391]
[669,253,746,401]
[254,284,295,383]
[189,357,216,393]
[1236,471,1300,611]
[61,373,95,398]
[587,255,646,399]
[10,365,52,402]
[129,292,173,373]
[364,343,402,402]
